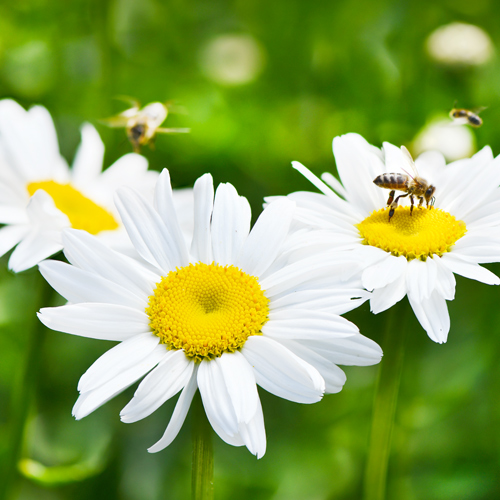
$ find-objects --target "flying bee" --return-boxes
[101,98,190,152]
[449,107,485,127]
[373,146,436,221]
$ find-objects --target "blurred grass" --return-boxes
[1,0,500,499]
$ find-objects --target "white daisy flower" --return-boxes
[278,133,500,344]
[37,169,382,458]
[0,99,160,272]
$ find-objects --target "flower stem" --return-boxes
[363,299,409,500]
[0,275,54,500]
[191,392,214,500]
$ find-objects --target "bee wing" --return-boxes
[471,106,487,114]
[156,127,191,134]
[164,101,189,115]
[400,145,418,179]
[115,95,141,109]
[99,115,131,128]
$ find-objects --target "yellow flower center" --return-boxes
[27,181,119,235]
[146,263,270,360]
[357,206,466,261]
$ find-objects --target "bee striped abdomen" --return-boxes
[373,173,408,190]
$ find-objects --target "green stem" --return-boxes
[0,275,54,500]
[191,392,214,500]
[363,299,409,500]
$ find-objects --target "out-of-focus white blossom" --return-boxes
[426,22,494,66]
[413,118,475,162]
[200,34,265,86]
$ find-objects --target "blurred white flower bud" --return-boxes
[413,118,476,161]
[200,34,265,85]
[426,22,494,66]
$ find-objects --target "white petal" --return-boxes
[383,142,411,174]
[362,254,407,291]
[408,290,450,343]
[320,171,348,198]
[87,153,157,210]
[261,254,363,298]
[120,350,194,423]
[236,398,266,459]
[39,260,146,308]
[270,287,370,316]
[24,105,63,179]
[264,309,358,340]
[203,407,244,447]
[190,174,214,263]
[242,336,325,403]
[297,334,383,366]
[148,370,198,453]
[38,303,150,341]
[406,258,437,302]
[236,198,295,277]
[0,224,29,258]
[370,276,407,314]
[71,123,104,187]
[447,153,500,219]
[441,253,500,285]
[211,183,251,266]
[216,352,258,424]
[434,258,456,300]
[333,133,386,216]
[114,188,182,271]
[0,100,64,181]
[153,169,190,267]
[291,161,337,197]
[78,333,161,392]
[198,359,238,436]
[277,340,347,393]
[9,231,63,273]
[63,229,160,299]
[452,234,500,263]
[73,344,166,419]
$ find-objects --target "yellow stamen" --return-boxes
[357,206,466,261]
[27,181,119,235]
[146,263,270,361]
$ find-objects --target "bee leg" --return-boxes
[418,197,424,209]
[387,190,395,206]
[388,193,408,221]
[410,195,415,215]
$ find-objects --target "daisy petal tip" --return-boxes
[147,442,164,454]
[291,161,314,179]
[72,406,85,421]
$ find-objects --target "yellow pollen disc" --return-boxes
[357,206,467,261]
[27,181,119,235]
[146,262,270,361]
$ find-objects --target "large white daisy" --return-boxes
[0,99,160,272]
[279,133,500,343]
[37,169,382,458]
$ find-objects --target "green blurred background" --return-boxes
[1,0,500,498]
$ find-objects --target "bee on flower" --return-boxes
[271,133,500,343]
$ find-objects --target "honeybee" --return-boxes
[373,146,436,221]
[101,98,190,152]
[449,107,484,127]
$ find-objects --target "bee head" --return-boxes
[425,185,436,204]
